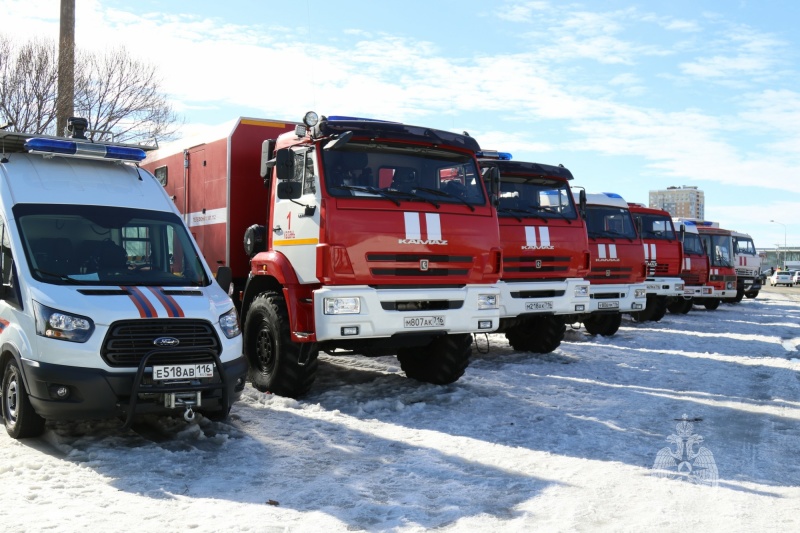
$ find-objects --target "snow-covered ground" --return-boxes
[2,290,800,532]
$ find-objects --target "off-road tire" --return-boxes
[505,316,566,353]
[649,296,668,321]
[703,298,721,311]
[668,298,690,314]
[583,313,622,336]
[630,295,658,322]
[397,334,472,385]
[244,291,318,398]
[745,291,759,299]
[2,358,45,439]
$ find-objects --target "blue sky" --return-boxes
[6,0,800,250]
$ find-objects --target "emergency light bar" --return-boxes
[24,138,146,162]
[476,151,513,160]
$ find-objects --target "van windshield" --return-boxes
[13,204,210,287]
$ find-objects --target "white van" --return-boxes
[0,120,247,439]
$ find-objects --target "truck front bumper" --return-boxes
[588,282,647,313]
[313,285,501,342]
[644,277,685,297]
[497,278,591,317]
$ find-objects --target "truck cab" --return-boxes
[568,192,647,336]
[240,113,502,396]
[477,152,590,353]
[628,203,685,321]
[731,230,762,300]
[690,220,738,309]
[669,219,712,314]
[0,122,246,439]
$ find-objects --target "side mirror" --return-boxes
[277,181,302,200]
[679,225,685,243]
[275,148,294,180]
[216,266,233,295]
[578,189,587,220]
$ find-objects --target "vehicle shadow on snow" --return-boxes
[23,398,560,531]
[303,325,800,495]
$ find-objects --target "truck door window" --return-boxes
[0,220,20,307]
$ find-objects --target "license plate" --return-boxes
[153,363,214,381]
[647,284,660,290]
[526,301,553,310]
[404,316,445,328]
[598,301,619,309]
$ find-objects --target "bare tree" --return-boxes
[0,35,59,134]
[0,34,181,144]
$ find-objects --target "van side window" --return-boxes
[0,220,21,307]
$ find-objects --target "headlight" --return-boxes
[33,301,94,343]
[324,297,361,314]
[727,282,735,290]
[219,308,241,339]
[478,294,499,310]
[635,288,647,298]
[675,283,685,291]
[574,285,590,298]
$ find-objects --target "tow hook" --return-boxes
[184,406,195,422]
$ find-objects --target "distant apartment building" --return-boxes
[649,185,705,219]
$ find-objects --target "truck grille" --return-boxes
[101,319,220,368]
[503,255,571,274]
[368,253,473,278]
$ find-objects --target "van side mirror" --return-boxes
[275,148,294,180]
[216,266,232,295]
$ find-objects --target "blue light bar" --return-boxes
[477,151,513,160]
[602,192,623,199]
[24,138,146,162]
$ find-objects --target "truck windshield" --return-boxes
[322,143,486,206]
[700,234,733,268]
[635,214,675,240]
[584,205,638,239]
[496,178,577,220]
[14,204,210,287]
[683,232,705,255]
[734,237,756,255]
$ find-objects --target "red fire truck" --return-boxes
[627,203,685,321]
[678,220,737,310]
[476,152,590,353]
[668,219,716,313]
[569,192,647,336]
[144,113,502,397]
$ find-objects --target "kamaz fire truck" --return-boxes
[565,192,647,336]
[144,113,502,397]
[669,219,713,313]
[678,219,737,310]
[731,230,762,300]
[477,152,590,353]
[627,204,685,321]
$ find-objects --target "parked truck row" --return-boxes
[0,113,760,439]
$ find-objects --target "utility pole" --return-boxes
[56,0,75,136]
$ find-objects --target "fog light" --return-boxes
[478,320,493,330]
[632,303,644,310]
[48,384,70,399]
[575,304,585,311]
[341,326,359,336]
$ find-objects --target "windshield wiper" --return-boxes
[525,204,572,224]
[497,207,524,222]
[413,186,475,212]
[330,185,402,206]
[31,268,85,284]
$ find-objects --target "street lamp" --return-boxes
[771,220,787,268]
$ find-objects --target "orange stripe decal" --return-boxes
[147,287,185,318]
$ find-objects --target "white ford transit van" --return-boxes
[0,120,247,438]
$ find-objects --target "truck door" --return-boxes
[272,148,320,283]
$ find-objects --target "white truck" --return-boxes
[0,119,247,439]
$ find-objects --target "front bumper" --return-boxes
[497,278,591,317]
[644,277,685,297]
[313,285,501,341]
[22,354,248,421]
[587,282,647,313]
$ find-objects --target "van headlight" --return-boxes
[219,308,241,339]
[33,301,94,343]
